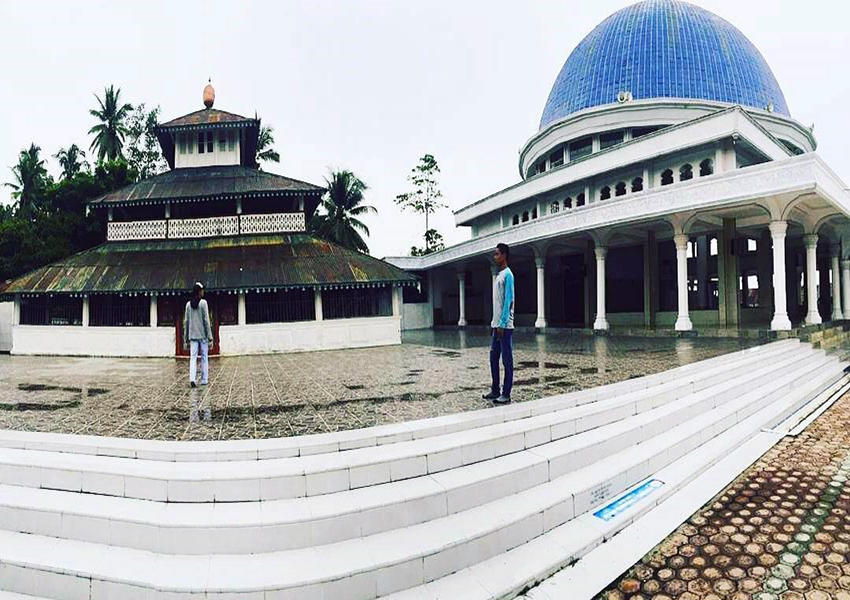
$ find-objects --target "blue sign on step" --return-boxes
[593,479,665,521]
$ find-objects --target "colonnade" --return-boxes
[452,221,846,332]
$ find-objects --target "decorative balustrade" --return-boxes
[106,213,305,241]
[107,220,168,241]
[240,212,305,234]
[168,215,239,239]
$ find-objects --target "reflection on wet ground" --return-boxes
[0,331,764,440]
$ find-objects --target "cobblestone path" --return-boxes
[597,391,850,600]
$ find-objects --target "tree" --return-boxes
[309,170,376,254]
[5,144,51,219]
[124,103,167,180]
[54,144,89,181]
[88,85,133,162]
[254,124,280,167]
[394,153,447,255]
[410,229,445,256]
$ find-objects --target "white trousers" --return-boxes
[189,339,209,384]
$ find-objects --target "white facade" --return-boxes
[174,129,241,168]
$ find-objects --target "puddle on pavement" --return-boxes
[0,399,81,411]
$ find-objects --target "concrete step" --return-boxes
[0,340,796,462]
[0,347,823,554]
[0,345,818,504]
[0,347,842,599]
[388,367,848,600]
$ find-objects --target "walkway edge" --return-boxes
[519,430,784,600]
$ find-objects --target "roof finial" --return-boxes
[203,80,215,109]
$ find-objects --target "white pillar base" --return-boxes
[593,317,609,331]
[534,318,547,329]
[770,314,793,331]
[457,318,467,328]
[805,313,823,326]
[675,315,693,331]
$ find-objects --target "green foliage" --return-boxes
[124,104,168,180]
[395,153,447,254]
[410,229,445,256]
[53,144,89,181]
[89,85,133,162]
[0,161,131,281]
[309,169,376,254]
[255,125,280,168]
[5,144,52,220]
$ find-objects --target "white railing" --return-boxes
[107,220,168,241]
[106,213,306,241]
[240,212,305,234]
[168,215,239,239]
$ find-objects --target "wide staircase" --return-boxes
[0,339,846,599]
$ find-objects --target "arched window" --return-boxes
[531,207,538,219]
[522,211,529,222]
[615,182,627,197]
[551,201,560,214]
[661,169,674,186]
[512,214,519,226]
[600,186,611,200]
[699,159,714,177]
[576,192,585,207]
[679,163,693,181]
[710,237,718,256]
[631,177,644,192]
[564,197,572,209]
[687,241,695,259]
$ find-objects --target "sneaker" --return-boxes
[494,395,511,404]
[190,381,197,388]
[482,390,500,400]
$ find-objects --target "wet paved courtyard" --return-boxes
[0,330,763,440]
[597,391,850,600]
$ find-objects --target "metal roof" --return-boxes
[5,234,417,295]
[88,165,324,207]
[157,108,257,130]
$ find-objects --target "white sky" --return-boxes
[1,1,848,259]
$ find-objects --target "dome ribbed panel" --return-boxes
[539,0,789,129]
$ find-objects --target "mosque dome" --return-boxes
[539,0,789,130]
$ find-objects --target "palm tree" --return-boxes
[255,125,280,167]
[5,144,50,218]
[54,144,89,180]
[88,85,133,162]
[309,170,376,254]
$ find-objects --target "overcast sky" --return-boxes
[2,1,848,258]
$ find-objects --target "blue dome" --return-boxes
[539,0,789,129]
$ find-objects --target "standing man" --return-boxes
[183,282,214,388]
[483,243,515,404]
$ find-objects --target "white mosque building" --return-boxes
[390,0,850,336]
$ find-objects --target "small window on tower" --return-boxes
[219,132,227,152]
[564,197,572,209]
[178,134,186,155]
[522,211,529,223]
[680,164,693,181]
[661,169,674,186]
[198,132,205,154]
[512,214,519,226]
[631,177,643,192]
[615,182,627,197]
[576,192,585,207]
[551,201,560,214]
[228,131,236,151]
[748,238,757,252]
[600,186,611,200]
[206,132,214,153]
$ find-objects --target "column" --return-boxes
[238,292,247,325]
[313,289,323,322]
[457,272,467,327]
[804,234,822,325]
[842,258,850,321]
[81,296,89,327]
[593,245,608,331]
[392,286,402,318]
[149,295,158,327]
[831,245,843,321]
[13,294,21,326]
[534,257,547,329]
[769,222,792,330]
[696,236,708,309]
[674,234,693,331]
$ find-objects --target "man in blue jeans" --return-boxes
[483,243,514,404]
